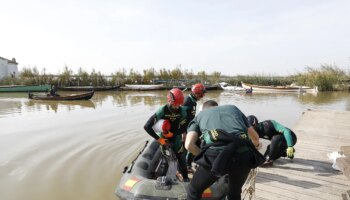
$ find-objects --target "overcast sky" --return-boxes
[0,0,349,76]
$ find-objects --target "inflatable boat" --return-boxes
[115,140,230,199]
[115,118,270,200]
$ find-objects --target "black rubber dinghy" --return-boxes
[115,140,229,200]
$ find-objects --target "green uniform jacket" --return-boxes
[155,105,187,152]
[187,105,250,150]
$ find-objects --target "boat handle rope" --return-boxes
[123,140,149,174]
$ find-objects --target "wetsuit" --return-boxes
[183,93,200,168]
[144,104,188,180]
[187,105,255,200]
[256,120,297,160]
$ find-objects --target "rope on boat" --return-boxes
[124,140,149,173]
[242,168,258,200]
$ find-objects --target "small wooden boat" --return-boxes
[58,85,120,91]
[0,84,51,92]
[241,82,306,93]
[168,85,220,91]
[122,84,164,91]
[28,91,94,100]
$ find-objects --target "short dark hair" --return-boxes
[202,100,218,110]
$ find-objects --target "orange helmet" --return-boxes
[167,88,184,107]
[191,83,206,98]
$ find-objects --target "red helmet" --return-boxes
[167,88,184,107]
[191,83,206,98]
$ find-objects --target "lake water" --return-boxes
[0,90,349,200]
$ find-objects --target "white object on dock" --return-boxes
[327,151,345,170]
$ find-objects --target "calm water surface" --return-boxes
[0,90,349,200]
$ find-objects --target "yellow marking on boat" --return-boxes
[202,187,212,198]
[123,178,140,191]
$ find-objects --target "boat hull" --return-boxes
[122,84,165,91]
[115,140,229,200]
[28,91,94,100]
[58,85,120,91]
[241,82,305,93]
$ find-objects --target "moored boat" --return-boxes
[28,91,94,100]
[204,85,220,91]
[0,84,51,92]
[219,82,247,92]
[122,84,165,91]
[58,85,120,91]
[241,81,306,93]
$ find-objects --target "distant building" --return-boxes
[0,57,18,79]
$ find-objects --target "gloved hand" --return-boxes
[158,138,169,146]
[286,147,295,159]
[162,131,173,138]
[162,120,171,133]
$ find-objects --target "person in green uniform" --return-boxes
[182,83,206,172]
[247,115,297,167]
[185,100,260,200]
[144,88,189,181]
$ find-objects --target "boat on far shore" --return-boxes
[241,81,317,93]
[0,84,51,92]
[58,85,120,91]
[28,91,94,100]
[121,84,165,91]
[219,82,247,92]
[166,85,220,91]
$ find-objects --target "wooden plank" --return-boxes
[255,187,296,200]
[253,110,350,200]
[255,176,338,200]
[257,170,347,195]
[340,146,350,157]
[272,159,350,184]
[336,157,350,180]
[255,180,316,200]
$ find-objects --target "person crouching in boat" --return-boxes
[49,85,60,97]
[182,83,206,173]
[144,88,189,182]
[247,115,297,167]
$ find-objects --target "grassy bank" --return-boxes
[0,65,349,91]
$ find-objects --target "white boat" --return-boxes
[123,84,164,91]
[289,83,318,94]
[241,82,306,93]
[219,82,246,91]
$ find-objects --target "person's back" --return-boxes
[194,105,249,139]
[185,102,260,200]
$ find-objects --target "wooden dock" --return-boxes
[254,109,350,200]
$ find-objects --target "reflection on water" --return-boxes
[0,90,349,200]
[298,91,349,105]
[0,99,23,117]
[24,99,96,113]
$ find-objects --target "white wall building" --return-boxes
[0,57,18,79]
